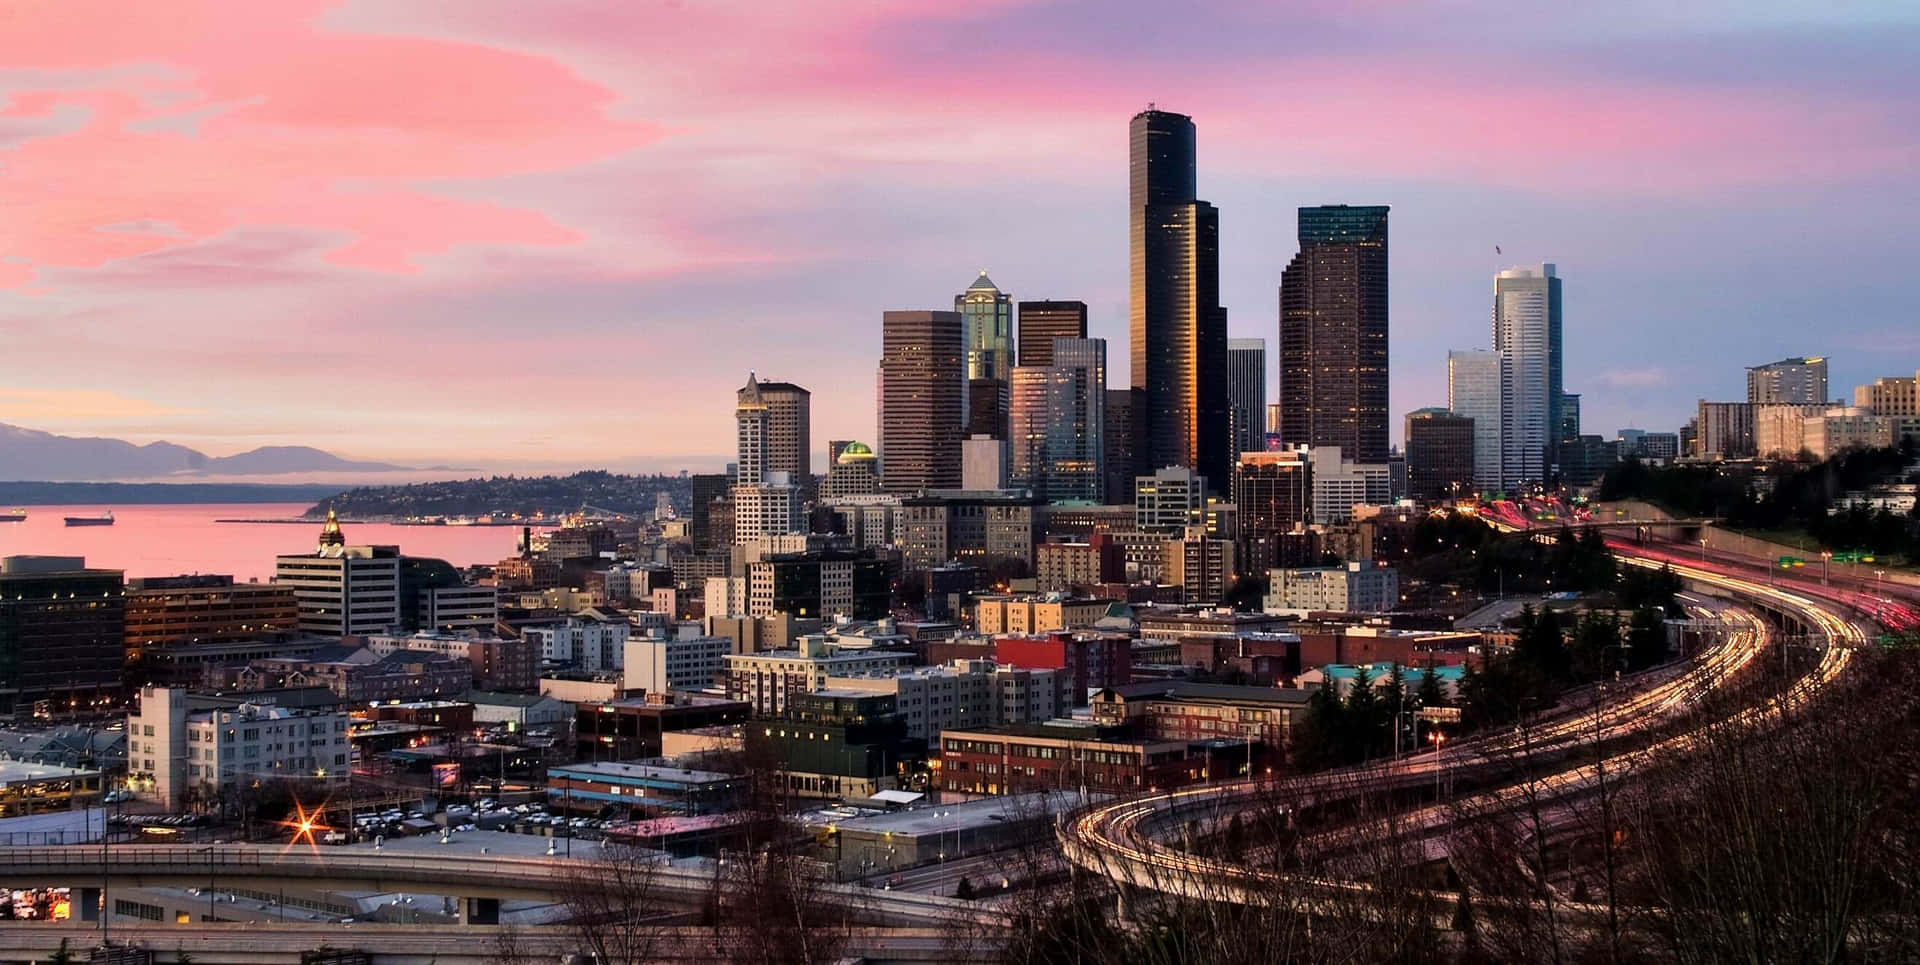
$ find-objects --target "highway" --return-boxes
[0,846,991,928]
[0,922,989,964]
[1059,537,1873,909]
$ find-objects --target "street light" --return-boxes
[1698,537,1709,564]
[1820,550,1832,586]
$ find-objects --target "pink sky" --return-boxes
[2,0,1915,473]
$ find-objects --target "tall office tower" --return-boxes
[1558,392,1582,444]
[958,272,1013,440]
[1277,205,1390,465]
[1747,357,1828,405]
[689,473,730,551]
[1265,403,1283,446]
[1449,350,1508,492]
[734,375,769,486]
[1404,408,1476,503]
[274,513,401,637]
[958,272,1014,383]
[1017,300,1088,368]
[966,378,1008,440]
[1103,388,1136,504]
[1129,107,1229,490]
[1009,338,1107,503]
[733,375,810,487]
[1227,338,1267,456]
[1492,264,1564,485]
[879,310,966,492]
[1233,449,1312,573]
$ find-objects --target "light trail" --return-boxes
[1060,542,1870,908]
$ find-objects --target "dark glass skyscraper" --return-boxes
[878,310,966,493]
[1016,300,1088,368]
[1129,108,1228,491]
[1277,204,1390,464]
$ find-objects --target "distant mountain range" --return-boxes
[0,423,414,481]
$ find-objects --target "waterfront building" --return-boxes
[273,512,400,637]
[0,556,125,716]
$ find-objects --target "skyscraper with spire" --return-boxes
[957,272,1013,439]
[1129,107,1229,490]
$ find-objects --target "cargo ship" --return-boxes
[0,509,25,523]
[63,511,114,526]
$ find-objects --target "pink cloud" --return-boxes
[0,0,653,286]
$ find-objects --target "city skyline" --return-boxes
[2,2,1917,474]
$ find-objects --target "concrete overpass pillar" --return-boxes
[460,896,501,925]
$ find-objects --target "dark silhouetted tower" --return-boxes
[1129,108,1228,491]
[1277,205,1390,464]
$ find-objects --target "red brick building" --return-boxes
[993,631,1131,700]
[938,721,1229,796]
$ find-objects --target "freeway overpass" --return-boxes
[0,923,988,965]
[0,845,985,928]
[1059,550,1870,911]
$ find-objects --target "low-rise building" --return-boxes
[524,611,630,672]
[547,760,743,817]
[240,645,472,703]
[974,595,1113,635]
[128,686,351,811]
[623,627,730,694]
[938,720,1228,796]
[1265,563,1401,614]
[573,691,753,761]
[1089,681,1312,751]
[466,691,572,734]
[823,659,1064,741]
[363,631,537,691]
[1033,535,1126,592]
[993,631,1130,701]
[723,636,912,715]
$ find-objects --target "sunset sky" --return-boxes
[2,1,1915,474]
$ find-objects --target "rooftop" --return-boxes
[1100,681,1315,706]
[551,760,738,785]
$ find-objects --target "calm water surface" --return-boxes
[0,504,542,581]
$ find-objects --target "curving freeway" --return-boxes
[1059,544,1874,907]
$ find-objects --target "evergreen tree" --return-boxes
[1416,660,1447,708]
[1627,606,1668,670]
[1379,664,1408,756]
[1290,686,1346,771]
[1344,667,1379,761]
